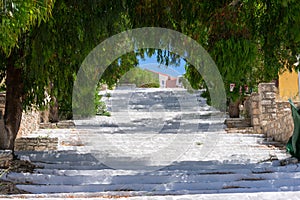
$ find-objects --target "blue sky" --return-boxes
[138,53,186,76]
[139,63,182,77]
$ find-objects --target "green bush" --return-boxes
[95,93,111,116]
[118,67,159,87]
[139,82,160,88]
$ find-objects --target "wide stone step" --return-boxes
[5,142,291,194]
[13,177,300,194]
[14,148,288,170]
[80,117,225,133]
[107,106,209,112]
[33,164,300,176]
[104,89,212,113]
[23,152,285,170]
[106,91,201,98]
[6,169,300,187]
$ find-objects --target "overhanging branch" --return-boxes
[229,0,241,6]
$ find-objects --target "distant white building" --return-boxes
[158,73,168,88]
[140,64,183,88]
[146,69,182,88]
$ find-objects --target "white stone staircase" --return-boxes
[1,144,296,195]
[0,88,296,195]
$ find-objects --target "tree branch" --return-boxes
[229,0,241,6]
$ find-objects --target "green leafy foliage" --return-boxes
[2,0,300,119]
[183,0,300,107]
[95,92,110,116]
[118,67,159,88]
[0,0,54,55]
[22,0,135,116]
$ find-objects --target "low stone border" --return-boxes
[225,127,254,134]
[225,118,251,128]
[40,120,75,129]
[15,137,58,151]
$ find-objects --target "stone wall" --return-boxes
[0,93,40,137]
[262,112,293,142]
[249,93,261,133]
[248,82,298,143]
[15,137,58,151]
[265,101,300,142]
[17,110,40,138]
[0,93,60,151]
[39,120,75,129]
[258,83,277,127]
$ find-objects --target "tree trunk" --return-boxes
[0,63,23,151]
[49,96,59,123]
[229,99,240,118]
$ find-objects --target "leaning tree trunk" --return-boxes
[0,63,23,151]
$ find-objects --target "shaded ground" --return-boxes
[0,180,28,195]
[0,159,35,194]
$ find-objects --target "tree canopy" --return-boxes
[0,0,55,150]
[1,0,300,149]
[0,0,54,55]
[183,0,300,104]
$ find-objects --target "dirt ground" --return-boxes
[0,159,35,195]
[0,180,28,194]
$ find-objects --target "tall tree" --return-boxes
[2,0,300,151]
[0,0,54,150]
[1,0,139,151]
[30,0,136,118]
[183,0,300,117]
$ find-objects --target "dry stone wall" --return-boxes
[15,137,58,151]
[17,110,40,138]
[248,83,298,143]
[0,93,40,138]
[0,93,58,151]
[249,93,261,134]
[262,112,293,142]
[265,101,300,143]
[259,83,277,127]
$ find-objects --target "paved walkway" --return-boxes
[0,88,298,199]
[3,191,300,199]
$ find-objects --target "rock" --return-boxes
[0,150,13,168]
[280,157,299,166]
[56,120,75,128]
